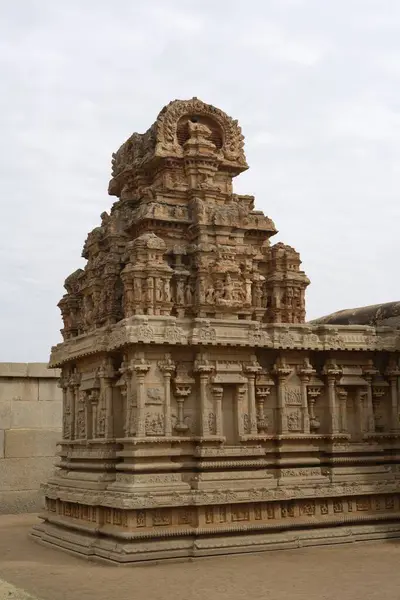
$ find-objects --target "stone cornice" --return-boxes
[49,317,400,367]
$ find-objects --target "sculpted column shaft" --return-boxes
[386,362,400,432]
[194,354,213,437]
[336,387,348,433]
[323,361,342,435]
[244,357,262,435]
[119,360,133,437]
[327,378,338,434]
[164,372,172,436]
[89,392,97,439]
[212,386,223,436]
[365,385,375,433]
[247,375,258,435]
[362,363,377,434]
[236,386,246,438]
[158,354,175,437]
[59,376,67,439]
[99,358,115,439]
[273,358,292,435]
[300,379,310,434]
[298,360,315,435]
[277,377,287,434]
[355,389,367,438]
[68,370,80,440]
[104,380,114,438]
[132,357,150,438]
[199,374,210,436]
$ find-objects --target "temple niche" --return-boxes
[32,98,400,563]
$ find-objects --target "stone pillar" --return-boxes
[355,388,368,438]
[173,385,190,433]
[96,359,116,439]
[118,359,133,437]
[212,385,224,436]
[307,387,321,431]
[58,374,70,440]
[236,385,246,438]
[323,361,342,434]
[158,354,176,437]
[132,356,150,437]
[298,359,316,434]
[89,390,98,439]
[336,387,348,433]
[385,361,400,432]
[273,358,292,434]
[363,361,378,433]
[255,385,271,433]
[372,385,387,432]
[68,369,80,440]
[173,366,194,434]
[194,354,213,437]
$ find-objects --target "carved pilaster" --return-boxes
[236,385,247,437]
[132,354,151,437]
[68,369,81,440]
[158,354,176,436]
[194,353,214,437]
[297,358,316,434]
[336,387,348,433]
[98,359,116,439]
[323,360,342,434]
[273,357,292,434]
[117,359,133,437]
[88,388,99,439]
[58,374,70,440]
[385,360,400,432]
[363,361,378,433]
[255,385,271,433]
[355,388,368,439]
[211,385,224,436]
[372,385,387,432]
[244,356,262,435]
[173,365,194,434]
[307,387,321,431]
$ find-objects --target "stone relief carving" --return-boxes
[37,96,400,565]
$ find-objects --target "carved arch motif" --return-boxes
[154,98,247,165]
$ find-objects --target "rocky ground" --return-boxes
[1,514,400,600]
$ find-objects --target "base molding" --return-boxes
[31,492,400,564]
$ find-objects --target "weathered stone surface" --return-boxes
[4,429,60,458]
[32,98,400,563]
[38,380,62,402]
[0,380,38,403]
[0,401,11,430]
[10,401,62,429]
[0,363,62,514]
[0,429,4,459]
[311,301,400,327]
[0,457,56,492]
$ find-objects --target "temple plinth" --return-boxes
[32,98,400,563]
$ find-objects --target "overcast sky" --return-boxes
[1,0,400,362]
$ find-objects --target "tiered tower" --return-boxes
[32,99,400,563]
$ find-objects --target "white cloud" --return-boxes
[0,0,400,360]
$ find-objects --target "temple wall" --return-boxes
[0,363,61,514]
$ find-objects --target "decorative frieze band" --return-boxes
[50,318,400,366]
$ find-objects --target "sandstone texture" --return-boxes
[31,98,400,564]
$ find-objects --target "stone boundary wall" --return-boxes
[0,363,61,514]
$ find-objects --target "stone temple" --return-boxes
[32,98,400,563]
